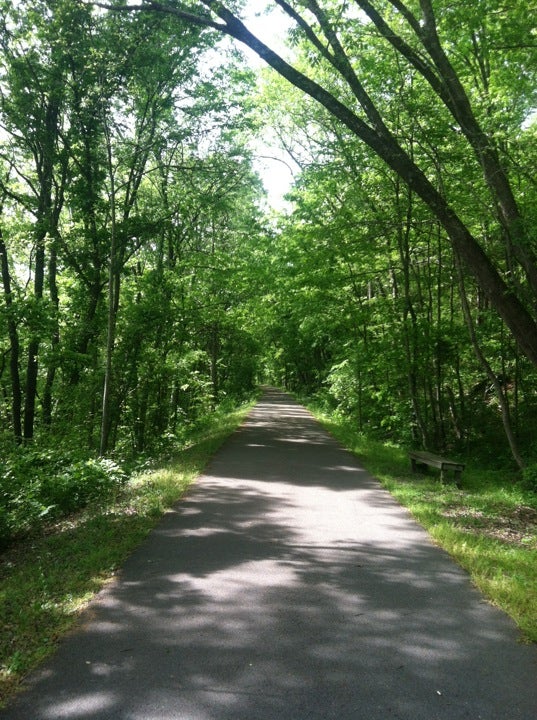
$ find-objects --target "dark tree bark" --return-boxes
[0,220,22,442]
[99,116,118,456]
[23,94,63,440]
[357,0,537,296]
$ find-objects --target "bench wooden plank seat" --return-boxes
[409,450,465,484]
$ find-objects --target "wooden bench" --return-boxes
[409,450,465,485]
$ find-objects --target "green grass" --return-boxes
[0,400,253,706]
[312,408,537,643]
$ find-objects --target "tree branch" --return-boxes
[90,0,226,31]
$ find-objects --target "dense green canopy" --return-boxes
[1,0,537,489]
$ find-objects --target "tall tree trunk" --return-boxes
[100,118,119,456]
[23,96,60,441]
[210,324,219,406]
[42,240,60,426]
[100,257,120,456]
[23,232,45,441]
[0,222,22,442]
[393,179,428,446]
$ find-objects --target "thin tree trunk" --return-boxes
[455,256,525,469]
[0,223,22,442]
[42,240,60,426]
[23,95,61,441]
[100,118,119,457]
[210,324,219,406]
[23,236,45,441]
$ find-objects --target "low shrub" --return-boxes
[0,451,127,546]
[521,464,537,493]
[39,458,127,514]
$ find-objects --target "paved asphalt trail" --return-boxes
[2,389,537,719]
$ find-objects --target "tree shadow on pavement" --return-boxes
[3,390,537,719]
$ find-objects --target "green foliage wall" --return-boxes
[0,0,264,458]
[2,0,537,488]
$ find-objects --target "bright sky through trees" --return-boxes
[243,1,296,210]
